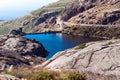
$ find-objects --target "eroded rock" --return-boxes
[0,35,48,70]
[35,11,59,26]
[39,39,120,76]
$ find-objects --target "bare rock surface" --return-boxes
[38,39,120,76]
[0,35,48,70]
[0,75,20,80]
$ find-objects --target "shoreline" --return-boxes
[25,31,109,40]
[26,31,62,35]
[72,33,109,40]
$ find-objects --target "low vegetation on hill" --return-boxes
[0,0,77,34]
[2,68,86,80]
[1,0,119,36]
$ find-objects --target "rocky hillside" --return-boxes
[0,0,119,35]
[35,39,120,79]
[0,0,78,34]
[0,34,48,71]
[67,0,120,24]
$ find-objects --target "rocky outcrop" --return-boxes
[62,24,120,39]
[65,0,120,25]
[99,10,120,24]
[38,39,120,76]
[35,11,59,26]
[2,37,48,57]
[61,2,95,21]
[0,75,20,80]
[61,0,114,21]
[9,27,25,36]
[0,35,48,70]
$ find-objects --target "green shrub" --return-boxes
[67,72,86,80]
[30,71,55,80]
[2,68,86,80]
[106,41,114,45]
[1,68,32,79]
[75,44,86,49]
[2,70,27,78]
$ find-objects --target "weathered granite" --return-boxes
[0,35,48,70]
[38,39,120,76]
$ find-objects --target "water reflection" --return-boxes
[25,33,103,58]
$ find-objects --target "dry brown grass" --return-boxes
[1,68,86,80]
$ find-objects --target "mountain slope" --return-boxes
[69,0,120,25]
[0,0,77,34]
[60,0,120,39]
[0,0,120,35]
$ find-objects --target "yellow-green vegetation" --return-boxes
[2,68,86,80]
[32,0,78,16]
[67,72,86,80]
[0,26,10,34]
[75,43,86,49]
[1,0,78,34]
[106,41,114,45]
[62,25,80,34]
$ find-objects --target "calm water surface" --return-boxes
[25,33,102,58]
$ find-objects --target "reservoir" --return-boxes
[25,33,102,58]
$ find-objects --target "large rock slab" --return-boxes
[39,39,120,76]
[3,37,48,57]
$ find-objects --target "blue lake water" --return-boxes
[25,33,102,58]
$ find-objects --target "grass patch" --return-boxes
[75,43,86,49]
[67,72,86,80]
[2,68,86,80]
[106,41,114,45]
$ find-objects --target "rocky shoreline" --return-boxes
[26,30,61,35]
[0,33,48,71]
[62,25,120,39]
[1,27,120,80]
[0,0,120,79]
[1,38,120,80]
[34,39,120,80]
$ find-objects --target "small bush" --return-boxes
[106,41,114,45]
[67,72,86,80]
[75,44,86,49]
[1,68,32,79]
[30,71,55,80]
